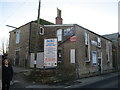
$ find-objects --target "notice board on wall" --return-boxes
[44,38,57,68]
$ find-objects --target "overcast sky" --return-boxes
[0,0,119,54]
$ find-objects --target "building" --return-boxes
[8,19,54,67]
[8,9,113,79]
[103,33,120,70]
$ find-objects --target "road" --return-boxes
[79,74,119,88]
[9,74,120,89]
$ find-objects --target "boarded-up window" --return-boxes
[106,41,109,61]
[70,49,75,64]
[57,29,62,41]
[85,32,90,62]
[16,30,20,44]
[85,32,88,45]
[92,51,97,65]
[64,27,74,36]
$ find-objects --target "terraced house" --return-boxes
[8,9,113,79]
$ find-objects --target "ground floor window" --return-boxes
[92,51,97,65]
[70,49,75,64]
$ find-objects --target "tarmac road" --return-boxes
[79,74,119,88]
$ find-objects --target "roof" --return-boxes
[103,33,118,42]
[44,24,112,42]
[75,24,112,42]
[34,19,54,25]
[44,24,74,27]
[9,18,54,33]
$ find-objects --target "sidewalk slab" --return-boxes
[13,66,32,74]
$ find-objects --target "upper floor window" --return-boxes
[64,27,73,36]
[85,32,89,45]
[84,32,90,62]
[39,27,44,35]
[97,37,101,47]
[57,29,62,41]
[16,30,20,44]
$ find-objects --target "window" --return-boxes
[70,49,75,64]
[92,51,97,65]
[16,30,20,44]
[57,29,62,41]
[64,27,73,36]
[39,27,44,35]
[85,32,90,62]
[98,37,101,47]
[85,46,89,62]
[106,41,111,62]
[106,40,109,61]
[85,32,88,45]
[58,50,62,63]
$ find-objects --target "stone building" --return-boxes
[8,9,113,79]
[8,19,54,67]
[103,33,120,70]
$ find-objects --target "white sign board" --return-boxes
[44,38,57,67]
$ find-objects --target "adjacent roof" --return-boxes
[103,33,118,42]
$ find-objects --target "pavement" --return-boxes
[10,66,119,89]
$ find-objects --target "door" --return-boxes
[36,52,44,68]
[15,51,19,66]
[98,58,101,73]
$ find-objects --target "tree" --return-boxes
[0,38,9,55]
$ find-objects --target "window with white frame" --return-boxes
[16,30,20,44]
[57,29,62,41]
[98,37,101,47]
[39,27,44,35]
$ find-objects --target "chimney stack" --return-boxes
[55,8,63,24]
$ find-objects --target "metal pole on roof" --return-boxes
[34,0,41,69]
[37,0,41,25]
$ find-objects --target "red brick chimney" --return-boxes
[55,8,63,24]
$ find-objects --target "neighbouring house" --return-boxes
[8,8,113,79]
[103,33,120,70]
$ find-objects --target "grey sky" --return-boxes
[0,0,119,54]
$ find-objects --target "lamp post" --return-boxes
[34,0,41,69]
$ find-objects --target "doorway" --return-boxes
[15,51,19,66]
